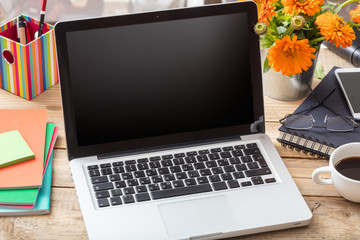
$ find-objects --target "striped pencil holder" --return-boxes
[0,14,58,100]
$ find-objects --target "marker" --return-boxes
[36,0,48,38]
[17,16,27,44]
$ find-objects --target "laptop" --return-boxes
[54,2,312,239]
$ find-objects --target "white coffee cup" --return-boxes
[312,142,360,203]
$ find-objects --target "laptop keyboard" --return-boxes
[86,143,277,208]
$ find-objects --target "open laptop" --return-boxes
[54,2,312,239]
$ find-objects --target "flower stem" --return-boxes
[283,25,294,37]
[335,0,358,13]
[309,37,324,44]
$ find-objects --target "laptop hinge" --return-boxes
[97,136,241,160]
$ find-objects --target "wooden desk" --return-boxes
[0,48,359,239]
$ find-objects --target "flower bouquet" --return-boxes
[252,0,360,77]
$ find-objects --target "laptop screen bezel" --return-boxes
[55,2,264,160]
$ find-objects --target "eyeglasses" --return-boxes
[280,114,358,132]
[280,83,359,132]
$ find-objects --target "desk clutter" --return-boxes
[277,67,360,158]
[0,109,58,216]
[0,14,58,100]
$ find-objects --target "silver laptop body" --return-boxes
[55,2,312,239]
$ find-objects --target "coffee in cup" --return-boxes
[312,142,360,203]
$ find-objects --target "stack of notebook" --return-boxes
[277,67,360,158]
[0,109,58,216]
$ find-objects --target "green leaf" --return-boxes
[263,56,271,73]
[315,63,325,80]
[277,26,287,35]
[260,35,275,49]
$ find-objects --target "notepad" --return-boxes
[0,130,35,168]
[0,109,47,189]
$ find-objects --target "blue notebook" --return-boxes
[277,67,360,158]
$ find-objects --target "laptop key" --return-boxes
[217,159,229,166]
[125,160,136,165]
[115,181,126,188]
[185,178,197,186]
[158,167,170,175]
[212,167,224,174]
[185,156,196,164]
[101,168,113,175]
[246,143,258,148]
[160,182,173,190]
[182,164,194,171]
[251,176,264,185]
[209,175,221,183]
[241,181,252,187]
[89,170,100,177]
[150,156,161,161]
[139,177,151,185]
[233,172,245,179]
[196,155,209,162]
[152,175,163,183]
[186,151,198,156]
[194,162,206,169]
[245,168,271,177]
[164,174,176,181]
[137,163,149,170]
[227,180,240,188]
[224,165,235,172]
[174,153,185,158]
[235,164,247,171]
[208,153,220,160]
[111,189,123,196]
[95,190,110,199]
[136,185,148,193]
[109,174,121,182]
[162,154,173,160]
[121,172,133,180]
[123,187,135,195]
[173,158,185,165]
[231,150,243,157]
[241,156,252,163]
[148,183,160,191]
[243,148,261,156]
[151,184,212,200]
[176,172,188,179]
[125,165,137,172]
[94,182,114,191]
[210,148,221,153]
[91,176,108,184]
[161,160,173,167]
[187,170,199,178]
[100,163,111,168]
[137,158,149,163]
[234,145,245,149]
[265,178,276,183]
[173,180,185,188]
[110,197,122,206]
[123,195,135,204]
[98,198,110,208]
[87,165,99,170]
[112,161,124,167]
[212,182,227,191]
[127,179,139,186]
[136,193,151,202]
[149,161,161,169]
[198,149,210,155]
[206,161,217,168]
[220,173,233,181]
[113,166,125,174]
[247,162,259,169]
[134,171,145,178]
[197,177,209,184]
[220,152,232,158]
[222,146,234,151]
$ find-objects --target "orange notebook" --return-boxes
[0,109,47,189]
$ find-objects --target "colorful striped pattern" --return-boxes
[0,15,58,100]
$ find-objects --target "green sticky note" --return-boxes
[0,130,35,168]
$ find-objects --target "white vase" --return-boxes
[261,49,319,101]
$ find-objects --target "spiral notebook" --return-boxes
[277,66,360,158]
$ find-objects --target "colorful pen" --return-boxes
[37,0,48,38]
[17,16,27,44]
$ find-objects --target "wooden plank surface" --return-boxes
[0,48,359,239]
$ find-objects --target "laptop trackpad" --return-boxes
[158,196,239,239]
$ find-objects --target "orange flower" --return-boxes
[258,0,278,24]
[350,4,360,25]
[282,0,323,16]
[267,35,316,76]
[315,12,355,48]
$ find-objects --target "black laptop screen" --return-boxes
[56,2,264,159]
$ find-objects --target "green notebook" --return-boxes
[0,130,35,168]
[0,124,55,206]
